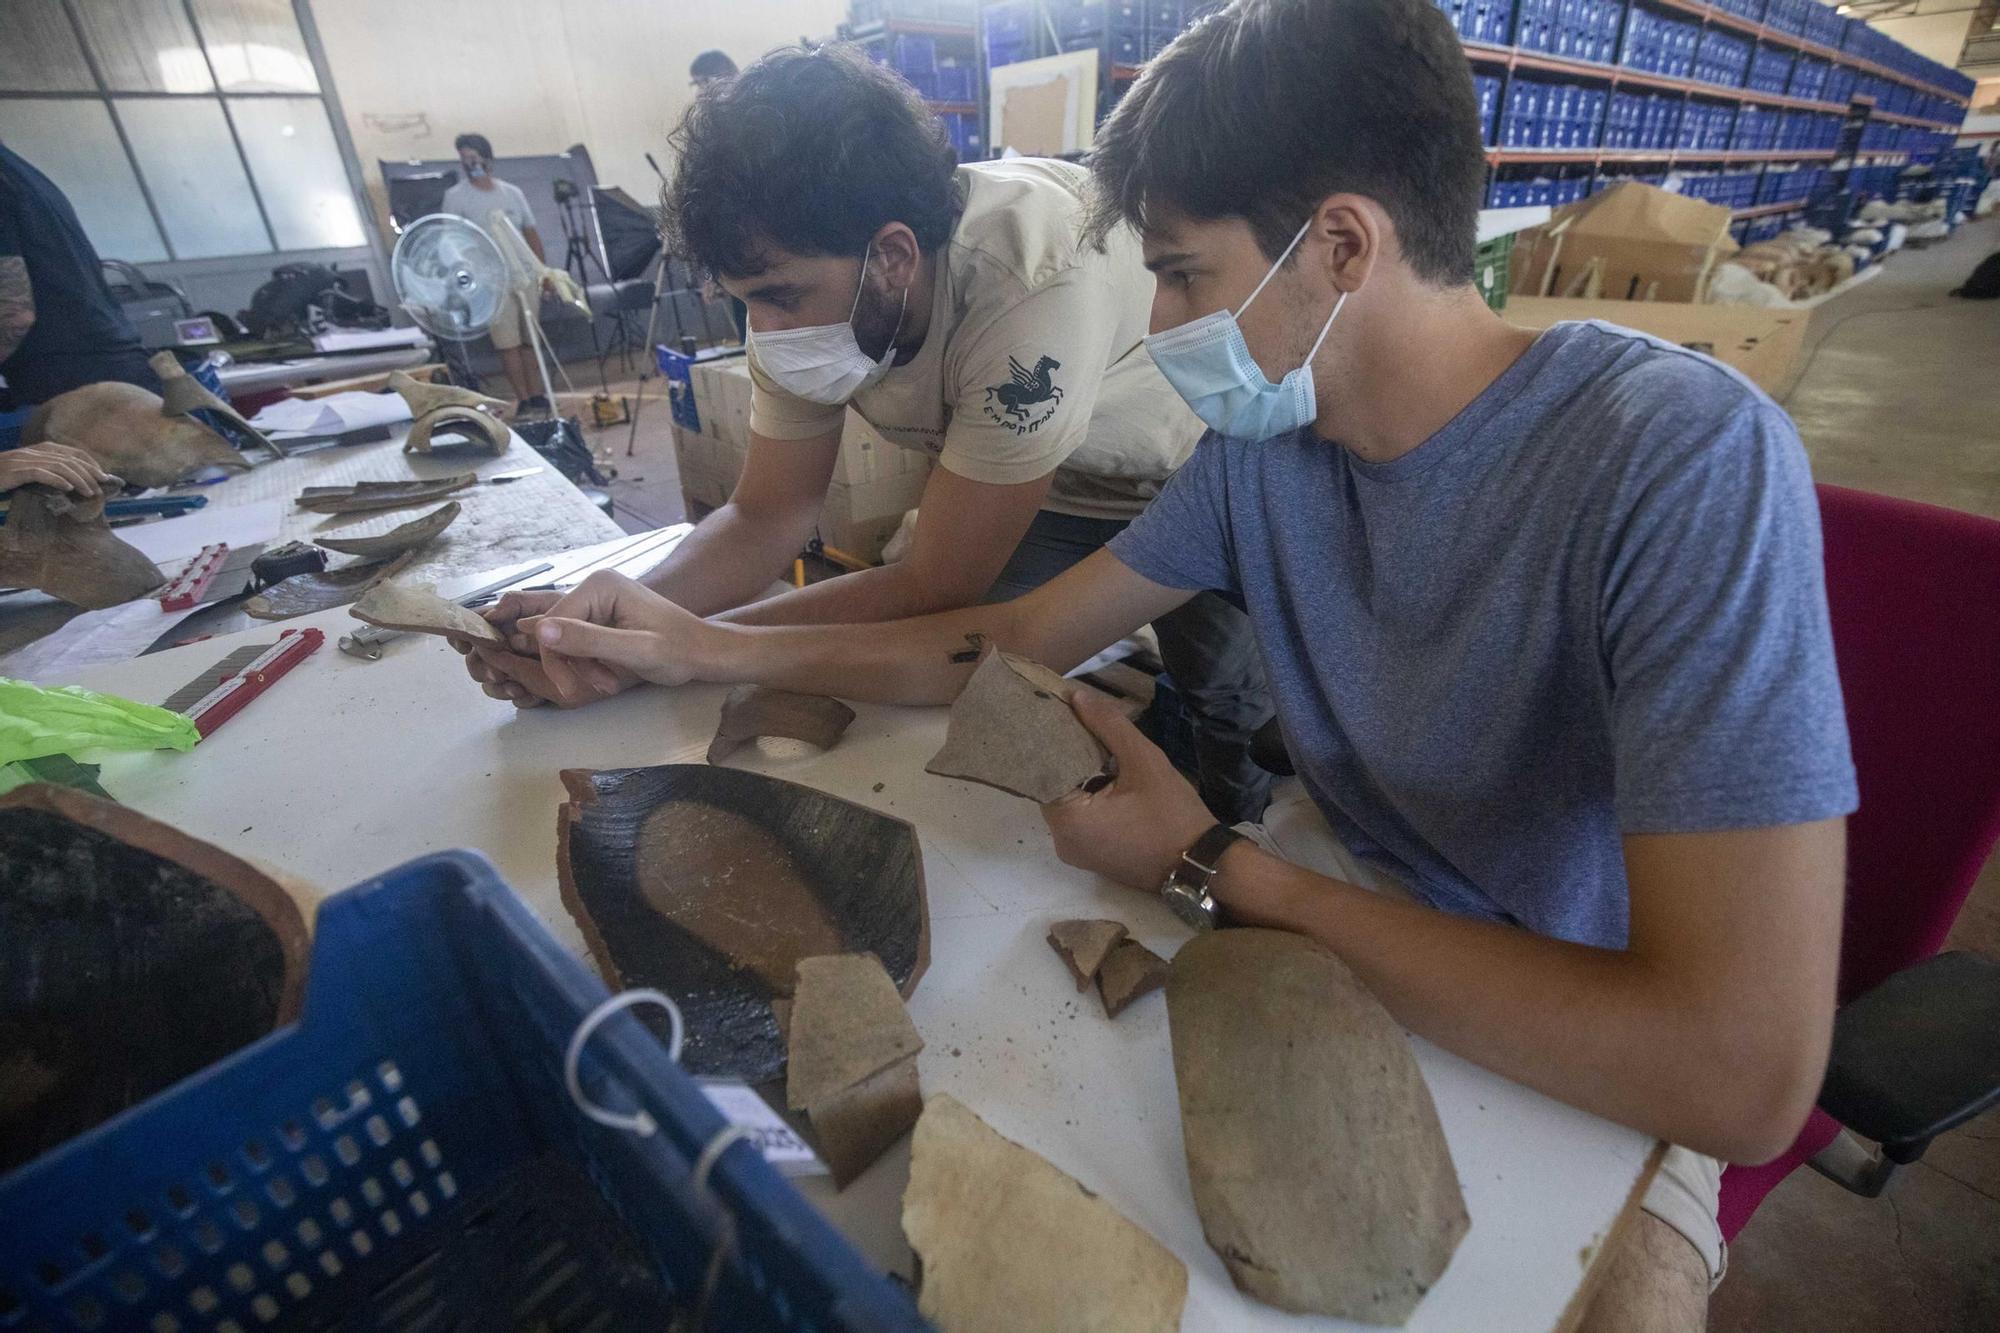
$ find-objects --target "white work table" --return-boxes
[68,536,1659,1333]
[0,416,622,678]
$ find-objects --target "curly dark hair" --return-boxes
[664,43,960,278]
[1087,0,1485,285]
[453,133,493,161]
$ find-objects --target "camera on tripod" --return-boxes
[552,178,579,204]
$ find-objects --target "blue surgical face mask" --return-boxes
[1143,217,1346,439]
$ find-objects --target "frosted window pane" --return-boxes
[227,98,363,249]
[73,0,215,94]
[116,99,270,258]
[192,0,319,93]
[0,0,95,92]
[0,100,166,262]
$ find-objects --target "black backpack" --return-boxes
[242,264,391,337]
[1951,251,2000,300]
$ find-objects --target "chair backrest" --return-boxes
[1817,484,2000,1001]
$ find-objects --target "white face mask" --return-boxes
[748,242,909,405]
[1143,216,1345,440]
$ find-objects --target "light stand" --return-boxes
[551,179,614,395]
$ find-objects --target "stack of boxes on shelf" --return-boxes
[1620,7,1700,79]
[1745,44,1793,95]
[1500,81,1610,148]
[1475,72,1505,144]
[1509,0,1621,61]
[851,0,985,159]
[1692,27,1752,88]
[1786,54,1827,100]
[1602,91,1684,149]
[1437,0,1516,46]
[982,1,1190,70]
[1453,0,1969,226]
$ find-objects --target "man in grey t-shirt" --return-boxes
[441,132,550,413]
[460,3,1853,1326]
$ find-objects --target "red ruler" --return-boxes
[170,628,325,738]
[158,543,231,611]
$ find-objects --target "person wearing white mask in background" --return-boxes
[440,133,553,417]
[456,2,1859,1327]
[458,42,1276,826]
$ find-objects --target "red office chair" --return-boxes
[1718,485,2000,1240]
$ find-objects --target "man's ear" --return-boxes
[1309,195,1380,295]
[870,222,923,288]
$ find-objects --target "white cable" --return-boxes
[563,987,685,1136]
[690,1123,755,1198]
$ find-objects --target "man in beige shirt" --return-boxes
[463,43,1272,820]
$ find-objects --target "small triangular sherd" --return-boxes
[1047,919,1129,992]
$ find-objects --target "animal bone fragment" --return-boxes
[25,384,249,488]
[148,350,276,453]
[349,581,502,643]
[707,685,857,764]
[393,370,512,454]
[314,502,459,558]
[0,486,160,608]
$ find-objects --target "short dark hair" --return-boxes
[665,43,959,278]
[689,49,737,81]
[453,133,493,161]
[1088,0,1485,285]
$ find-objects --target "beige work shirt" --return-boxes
[747,158,1202,519]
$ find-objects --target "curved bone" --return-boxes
[389,370,511,417]
[25,384,249,488]
[0,486,161,609]
[404,406,509,455]
[148,351,275,454]
[314,501,459,558]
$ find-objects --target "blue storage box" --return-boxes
[0,852,925,1332]
[934,59,975,102]
[891,32,937,78]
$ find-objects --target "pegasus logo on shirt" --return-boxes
[983,354,1064,434]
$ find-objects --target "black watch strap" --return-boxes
[1182,823,1245,875]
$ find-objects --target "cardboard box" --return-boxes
[819,471,931,565]
[1504,296,1808,395]
[1510,183,1738,304]
[681,359,929,485]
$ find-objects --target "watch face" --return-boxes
[1164,884,1218,932]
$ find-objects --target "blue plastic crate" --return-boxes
[934,59,975,102]
[0,852,926,1333]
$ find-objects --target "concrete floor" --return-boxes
[549,359,697,536]
[555,225,2000,1329]
[1712,213,2000,1333]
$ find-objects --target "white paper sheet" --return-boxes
[117,499,284,567]
[250,392,413,437]
[0,598,190,685]
[310,326,431,354]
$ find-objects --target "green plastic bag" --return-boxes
[0,676,198,769]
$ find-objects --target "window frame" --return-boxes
[0,0,376,264]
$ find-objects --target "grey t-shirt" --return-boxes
[440,177,534,235]
[1108,319,1857,948]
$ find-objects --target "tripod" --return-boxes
[621,252,737,458]
[552,184,615,395]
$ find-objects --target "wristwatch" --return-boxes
[1160,824,1244,931]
